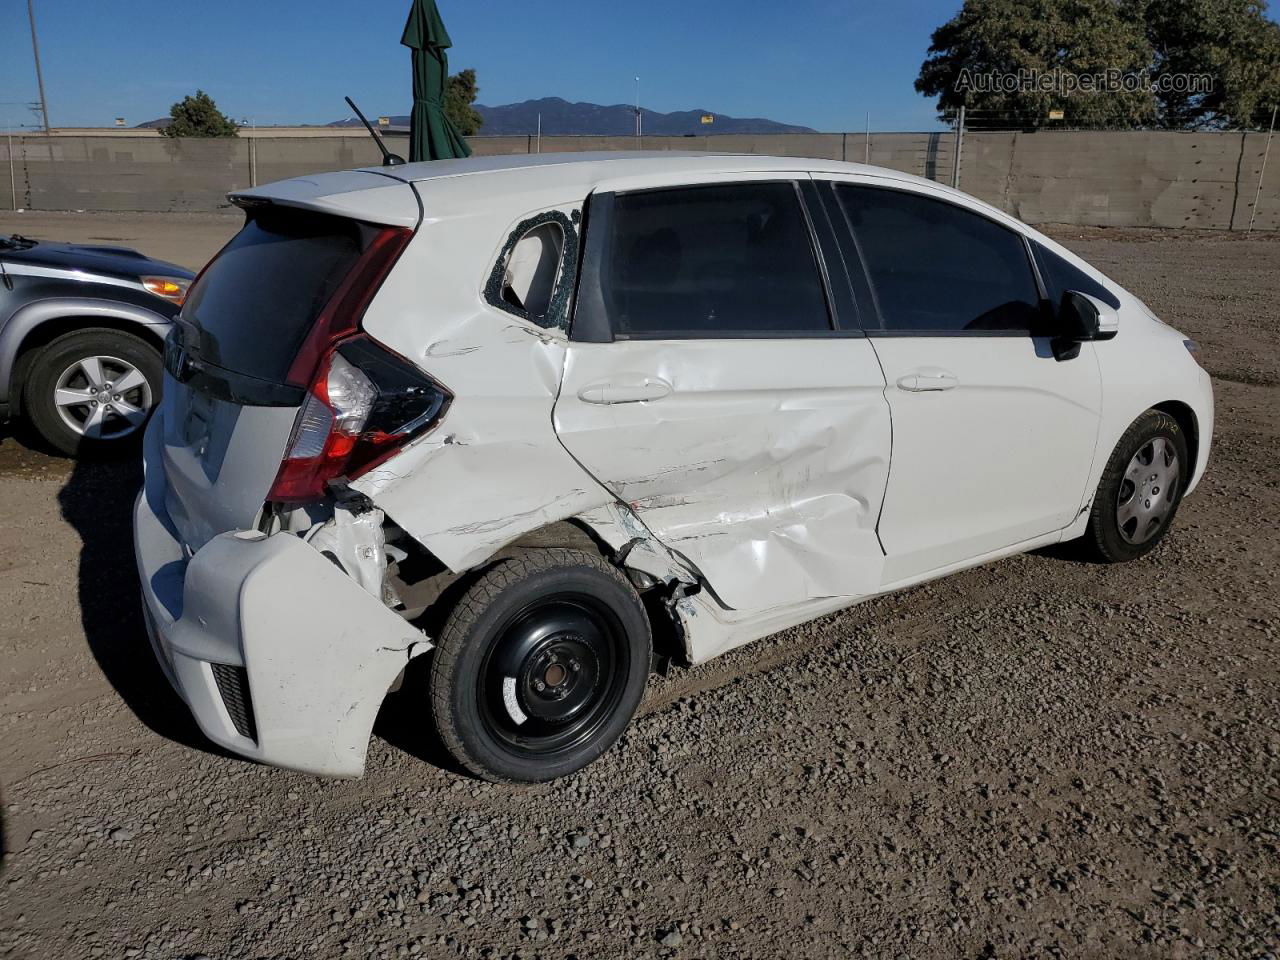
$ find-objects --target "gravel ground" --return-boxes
[1,216,1278,960]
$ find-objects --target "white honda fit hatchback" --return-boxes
[134,152,1213,782]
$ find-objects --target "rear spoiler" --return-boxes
[228,171,421,228]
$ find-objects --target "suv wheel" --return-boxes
[23,328,162,457]
[430,548,652,783]
[1083,409,1189,562]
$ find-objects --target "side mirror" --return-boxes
[1059,291,1119,341]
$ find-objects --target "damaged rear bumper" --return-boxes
[133,483,428,778]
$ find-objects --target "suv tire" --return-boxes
[430,548,652,783]
[23,328,163,457]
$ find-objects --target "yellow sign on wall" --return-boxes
[1048,109,1066,121]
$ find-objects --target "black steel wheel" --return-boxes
[429,548,651,782]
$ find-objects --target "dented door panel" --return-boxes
[554,339,891,613]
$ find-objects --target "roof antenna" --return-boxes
[345,96,405,166]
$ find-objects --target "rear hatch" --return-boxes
[155,173,422,553]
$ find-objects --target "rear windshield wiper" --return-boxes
[0,234,38,251]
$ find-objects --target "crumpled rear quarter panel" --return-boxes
[351,185,612,571]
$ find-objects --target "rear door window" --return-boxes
[836,185,1043,334]
[596,182,832,337]
[180,209,372,382]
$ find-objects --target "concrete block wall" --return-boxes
[990,132,1245,230]
[1,131,1276,230]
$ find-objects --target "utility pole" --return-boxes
[635,76,642,141]
[241,117,257,187]
[951,105,965,189]
[27,0,51,134]
[864,111,870,164]
[6,120,17,211]
[1247,105,1277,237]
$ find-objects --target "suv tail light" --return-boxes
[268,335,451,503]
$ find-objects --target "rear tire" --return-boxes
[1082,409,1188,563]
[23,328,162,458]
[429,548,651,783]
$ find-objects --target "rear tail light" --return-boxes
[268,335,451,503]
[266,224,450,504]
[285,226,413,388]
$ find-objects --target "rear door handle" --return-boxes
[896,368,959,392]
[578,376,673,405]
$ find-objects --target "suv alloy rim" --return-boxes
[53,355,154,439]
[1116,437,1180,545]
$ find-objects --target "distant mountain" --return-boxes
[327,97,815,136]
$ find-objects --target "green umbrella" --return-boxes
[401,0,471,162]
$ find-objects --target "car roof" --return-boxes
[364,150,906,185]
[232,152,984,229]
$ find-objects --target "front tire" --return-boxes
[23,328,162,458]
[1083,409,1189,563]
[429,548,652,783]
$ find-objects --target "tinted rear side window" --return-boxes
[602,182,831,337]
[181,209,370,382]
[1033,242,1121,309]
[836,185,1042,334]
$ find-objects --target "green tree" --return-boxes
[159,90,239,138]
[1124,0,1280,129]
[445,68,484,136]
[916,0,1157,128]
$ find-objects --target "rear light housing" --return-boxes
[284,226,413,389]
[267,225,452,503]
[268,335,451,503]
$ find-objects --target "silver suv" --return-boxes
[0,233,191,455]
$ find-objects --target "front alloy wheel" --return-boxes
[1115,436,1181,545]
[1084,409,1190,562]
[53,354,153,441]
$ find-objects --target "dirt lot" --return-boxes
[0,213,1278,960]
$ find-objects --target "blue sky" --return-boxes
[0,0,1029,133]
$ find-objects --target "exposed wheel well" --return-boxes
[1151,400,1199,480]
[392,519,687,671]
[506,521,687,668]
[8,318,165,418]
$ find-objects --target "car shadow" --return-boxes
[372,654,472,778]
[56,447,468,778]
[1031,539,1107,565]
[56,455,223,759]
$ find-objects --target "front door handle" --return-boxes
[578,376,673,405]
[897,368,959,392]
